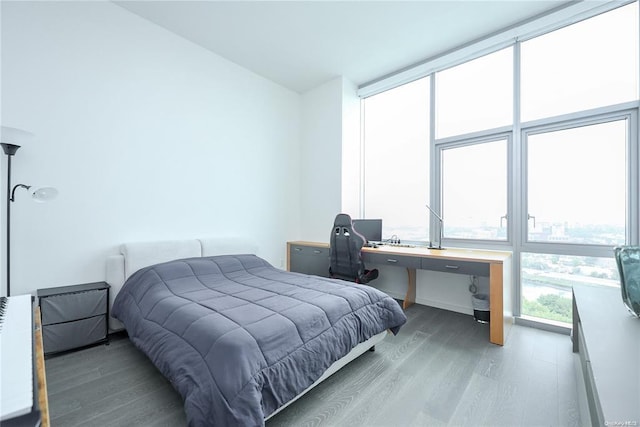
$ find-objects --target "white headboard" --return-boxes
[106,237,258,331]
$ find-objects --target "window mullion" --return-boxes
[630,109,640,245]
[430,72,438,246]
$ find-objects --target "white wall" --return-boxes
[1,1,301,297]
[341,79,361,216]
[371,265,490,315]
[298,76,362,243]
[299,77,344,242]
[1,1,492,316]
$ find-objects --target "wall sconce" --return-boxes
[1,126,58,297]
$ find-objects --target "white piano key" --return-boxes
[0,294,33,421]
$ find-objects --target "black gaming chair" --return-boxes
[329,213,379,284]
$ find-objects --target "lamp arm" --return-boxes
[10,184,31,202]
[425,204,443,222]
[425,204,445,250]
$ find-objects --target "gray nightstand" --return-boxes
[37,281,110,356]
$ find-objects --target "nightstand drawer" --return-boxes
[42,315,107,354]
[40,289,107,325]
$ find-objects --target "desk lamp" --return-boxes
[426,204,445,250]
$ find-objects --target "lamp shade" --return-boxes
[30,186,58,202]
[0,126,34,145]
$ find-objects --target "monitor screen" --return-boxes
[352,219,382,242]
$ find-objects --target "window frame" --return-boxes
[519,106,639,259]
[433,131,513,248]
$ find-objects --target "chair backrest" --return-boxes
[329,213,367,282]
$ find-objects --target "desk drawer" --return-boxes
[363,252,422,269]
[289,245,330,277]
[421,258,490,277]
[289,245,330,257]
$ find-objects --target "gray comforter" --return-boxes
[112,254,406,427]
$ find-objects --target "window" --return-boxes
[362,77,430,241]
[436,48,513,138]
[521,252,619,323]
[440,138,509,240]
[521,117,630,325]
[525,120,627,246]
[359,1,639,326]
[521,2,639,122]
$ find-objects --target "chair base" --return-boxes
[329,268,379,285]
[358,269,379,284]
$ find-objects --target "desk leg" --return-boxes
[403,268,416,309]
[489,262,508,346]
[35,307,50,427]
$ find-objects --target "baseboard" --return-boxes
[378,289,405,302]
[376,288,472,316]
[515,316,571,335]
[415,297,473,316]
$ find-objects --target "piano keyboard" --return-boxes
[0,294,34,421]
[0,296,7,331]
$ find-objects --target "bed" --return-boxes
[107,238,406,426]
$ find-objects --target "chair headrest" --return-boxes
[333,213,353,227]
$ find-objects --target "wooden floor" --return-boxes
[45,304,581,427]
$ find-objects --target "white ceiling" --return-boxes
[115,1,573,93]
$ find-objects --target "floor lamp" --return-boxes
[1,133,57,297]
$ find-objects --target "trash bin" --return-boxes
[471,293,490,323]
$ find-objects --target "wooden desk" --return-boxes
[287,241,513,345]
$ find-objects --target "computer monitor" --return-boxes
[352,219,382,243]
